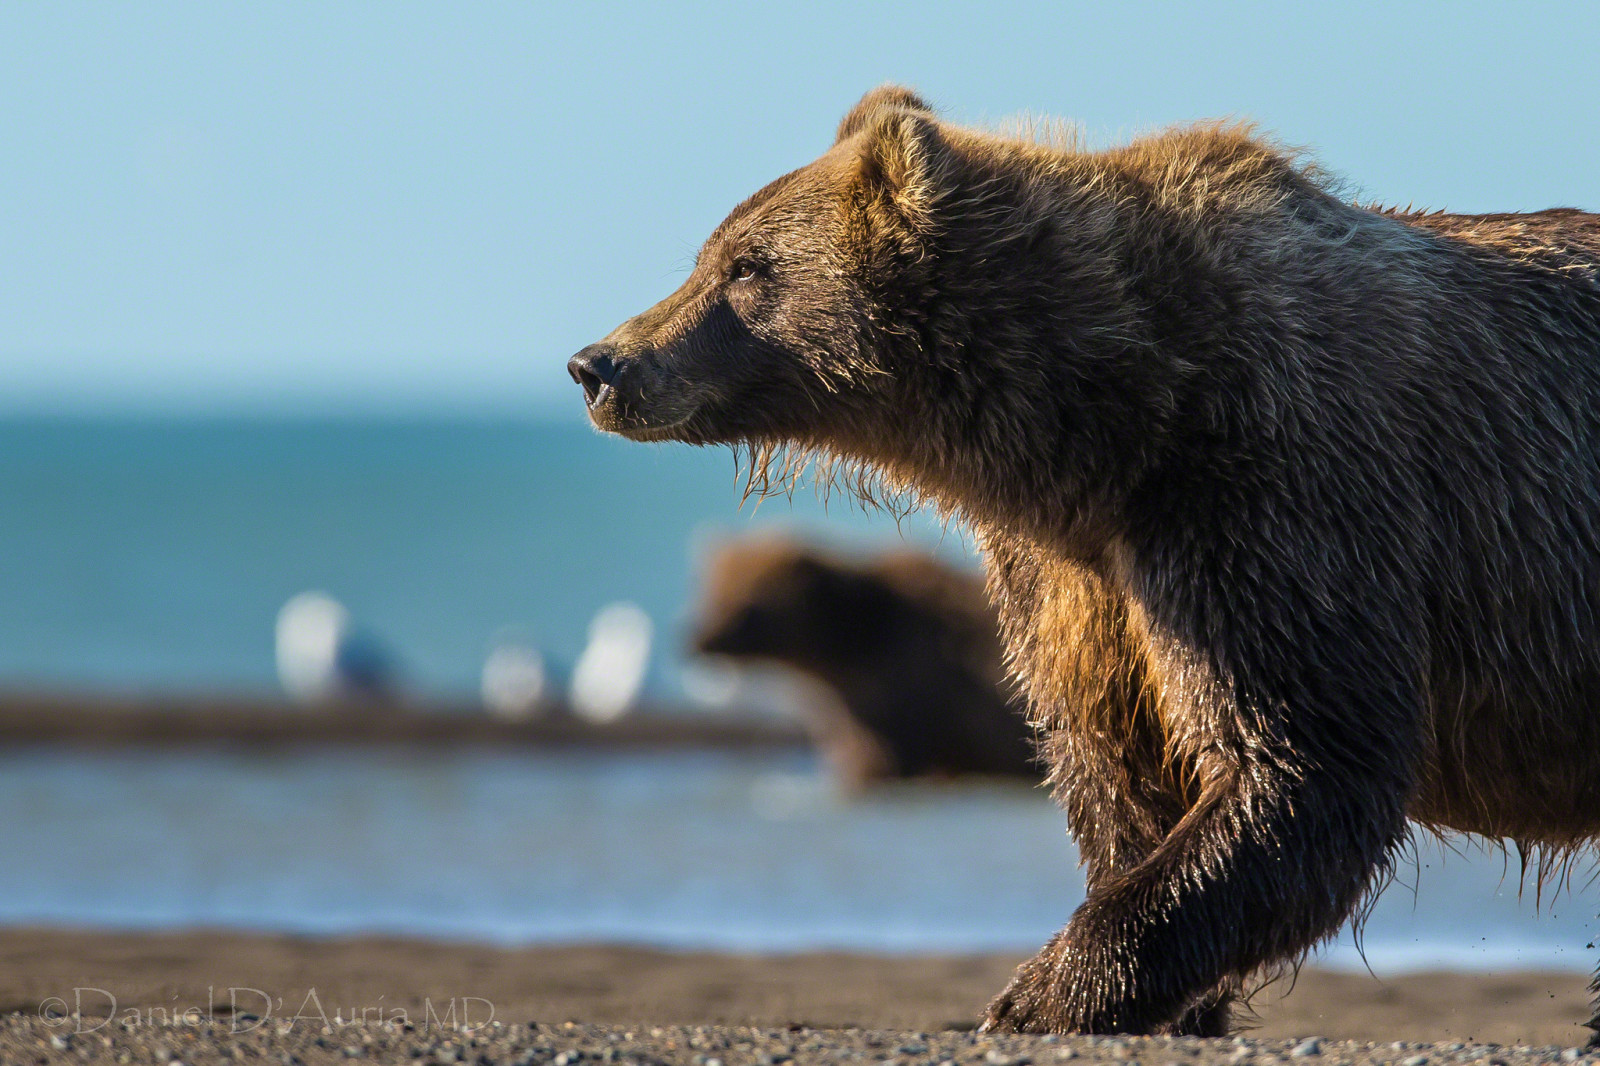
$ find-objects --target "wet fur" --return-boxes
[573,87,1600,1036]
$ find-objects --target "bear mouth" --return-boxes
[607,389,714,442]
[587,393,701,441]
[614,415,701,442]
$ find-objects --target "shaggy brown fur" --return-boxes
[567,86,1600,1037]
[691,534,1037,788]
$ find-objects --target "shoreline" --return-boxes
[0,926,1593,1048]
[0,690,808,751]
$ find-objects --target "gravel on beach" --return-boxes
[2,929,1595,1063]
[3,1016,1598,1066]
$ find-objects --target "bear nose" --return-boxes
[567,344,618,409]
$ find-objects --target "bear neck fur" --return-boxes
[823,119,1357,567]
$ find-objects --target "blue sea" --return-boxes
[0,415,1595,972]
[0,414,964,696]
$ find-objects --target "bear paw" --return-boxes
[979,951,1079,1034]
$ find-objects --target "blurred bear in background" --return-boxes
[692,534,1037,789]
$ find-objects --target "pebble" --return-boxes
[0,1017,1583,1066]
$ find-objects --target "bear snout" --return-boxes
[567,343,619,411]
[568,340,713,440]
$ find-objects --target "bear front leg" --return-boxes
[1041,691,1243,1036]
[982,749,1410,1034]
[1057,765,1236,1037]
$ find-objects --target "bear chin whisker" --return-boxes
[729,439,924,521]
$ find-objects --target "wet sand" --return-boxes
[0,927,1593,1058]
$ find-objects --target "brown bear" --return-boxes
[567,86,1600,1038]
[691,533,1037,788]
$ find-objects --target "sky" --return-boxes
[3,2,1599,415]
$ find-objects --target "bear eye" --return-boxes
[729,257,762,283]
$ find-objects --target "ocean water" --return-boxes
[0,414,965,697]
[1,745,1594,973]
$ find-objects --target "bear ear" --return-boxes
[835,84,936,144]
[853,107,950,228]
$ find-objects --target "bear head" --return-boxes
[567,86,959,455]
[691,535,902,665]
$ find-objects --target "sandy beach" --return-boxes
[0,927,1595,1063]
